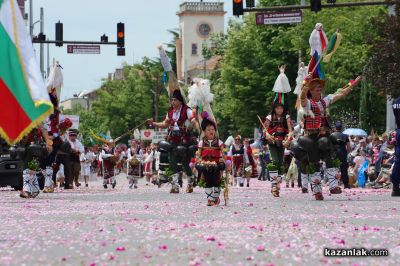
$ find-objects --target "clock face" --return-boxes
[198,23,211,37]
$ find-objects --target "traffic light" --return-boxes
[117,47,125,56]
[117,22,125,48]
[246,0,255,8]
[310,0,322,12]
[55,21,63,47]
[233,0,244,16]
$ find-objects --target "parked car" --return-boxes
[0,138,24,190]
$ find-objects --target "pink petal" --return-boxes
[159,245,168,250]
[206,236,216,242]
[116,247,125,252]
[256,244,265,251]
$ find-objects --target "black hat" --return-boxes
[200,111,217,131]
[201,117,217,131]
[172,90,184,103]
[68,129,79,136]
[335,121,343,130]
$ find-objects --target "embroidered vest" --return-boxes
[200,138,222,163]
[304,98,329,130]
[167,104,191,144]
[267,115,289,141]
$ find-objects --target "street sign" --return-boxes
[67,45,100,54]
[140,129,155,141]
[256,11,302,25]
[152,129,168,144]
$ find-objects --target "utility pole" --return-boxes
[386,3,397,133]
[299,0,306,67]
[40,7,44,78]
[29,0,33,38]
[46,38,50,78]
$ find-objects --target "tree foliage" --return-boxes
[365,4,400,99]
[211,2,387,138]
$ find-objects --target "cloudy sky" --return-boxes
[29,0,235,100]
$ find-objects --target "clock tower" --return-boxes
[176,1,225,82]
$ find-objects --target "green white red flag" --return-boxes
[0,0,52,145]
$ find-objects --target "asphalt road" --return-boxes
[0,174,399,266]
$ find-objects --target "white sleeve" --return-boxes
[228,145,233,156]
[79,153,85,162]
[304,99,311,112]
[77,141,84,153]
[127,149,132,160]
[198,140,204,148]
[324,95,334,107]
[186,108,193,119]
[144,152,154,164]
[218,140,224,147]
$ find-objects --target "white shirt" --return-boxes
[80,152,92,165]
[304,95,334,117]
[266,114,291,122]
[128,147,143,161]
[198,139,224,148]
[143,150,155,164]
[68,139,84,153]
[165,105,193,131]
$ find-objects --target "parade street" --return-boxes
[0,176,399,266]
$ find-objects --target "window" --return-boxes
[191,43,198,55]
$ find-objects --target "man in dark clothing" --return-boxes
[390,97,400,196]
[333,121,351,189]
[258,145,271,181]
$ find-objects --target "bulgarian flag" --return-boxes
[0,0,52,145]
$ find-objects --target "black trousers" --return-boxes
[52,153,72,185]
[340,160,349,188]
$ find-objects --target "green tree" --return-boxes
[212,1,385,138]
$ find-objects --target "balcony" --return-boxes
[178,1,224,14]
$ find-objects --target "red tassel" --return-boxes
[319,30,326,52]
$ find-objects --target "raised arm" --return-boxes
[331,76,362,104]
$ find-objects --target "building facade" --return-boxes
[177,1,225,82]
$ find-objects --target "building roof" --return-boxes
[188,55,222,71]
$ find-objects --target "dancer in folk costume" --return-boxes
[148,45,197,194]
[291,23,360,200]
[100,142,117,189]
[143,146,155,186]
[243,138,256,187]
[263,102,293,197]
[196,114,226,206]
[265,63,293,196]
[127,139,142,189]
[19,127,52,198]
[80,147,92,187]
[45,91,73,189]
[68,130,84,188]
[230,135,246,187]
